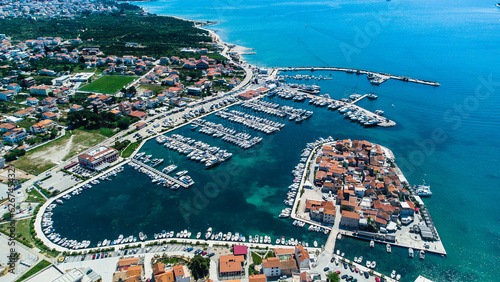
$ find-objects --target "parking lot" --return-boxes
[57,242,225,281]
[60,242,219,264]
[37,170,79,193]
[312,251,381,282]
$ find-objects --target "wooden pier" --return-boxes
[277,67,440,87]
[129,159,191,188]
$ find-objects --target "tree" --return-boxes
[326,272,340,282]
[50,128,58,139]
[2,212,12,221]
[187,255,210,280]
[5,152,18,162]
[116,117,131,130]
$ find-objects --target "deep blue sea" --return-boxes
[52,1,500,281]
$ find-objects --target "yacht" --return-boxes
[420,250,426,260]
[196,232,201,239]
[370,240,374,248]
[371,76,384,85]
[303,111,313,119]
[391,270,396,279]
[367,93,378,99]
[163,164,178,174]
[396,274,401,281]
[415,182,432,196]
[409,248,414,258]
[387,243,392,253]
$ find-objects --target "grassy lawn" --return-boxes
[0,219,34,248]
[72,66,104,75]
[26,189,46,204]
[64,130,108,160]
[251,252,262,264]
[121,142,140,158]
[16,119,37,130]
[138,84,166,95]
[11,129,107,175]
[80,75,137,94]
[15,259,51,282]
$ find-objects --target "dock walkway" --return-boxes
[129,159,191,188]
[351,94,368,104]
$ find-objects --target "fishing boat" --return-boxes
[409,248,414,258]
[387,243,392,253]
[370,240,374,248]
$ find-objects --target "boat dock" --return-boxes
[351,94,368,104]
[339,229,447,256]
[129,159,191,188]
[300,92,396,127]
[278,67,440,87]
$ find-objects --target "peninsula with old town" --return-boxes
[0,1,443,282]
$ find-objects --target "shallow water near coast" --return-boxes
[52,0,500,280]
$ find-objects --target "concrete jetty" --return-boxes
[278,66,440,87]
[129,159,191,188]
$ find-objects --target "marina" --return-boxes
[129,158,194,188]
[215,109,285,134]
[274,86,396,127]
[278,67,440,87]
[191,119,263,149]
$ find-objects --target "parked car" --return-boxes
[324,267,330,272]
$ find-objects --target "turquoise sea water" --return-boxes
[52,1,500,281]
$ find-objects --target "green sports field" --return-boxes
[79,75,137,94]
